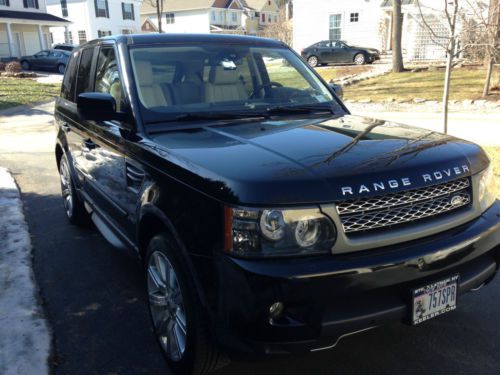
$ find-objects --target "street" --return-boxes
[0,102,499,374]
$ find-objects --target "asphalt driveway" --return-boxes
[0,102,499,374]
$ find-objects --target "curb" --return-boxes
[0,99,56,117]
[0,167,51,375]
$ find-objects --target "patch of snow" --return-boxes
[0,168,50,375]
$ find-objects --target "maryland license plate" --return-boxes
[412,274,459,325]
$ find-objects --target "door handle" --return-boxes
[82,139,97,152]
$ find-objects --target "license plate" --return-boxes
[412,274,459,325]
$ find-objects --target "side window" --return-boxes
[75,48,95,98]
[61,50,80,101]
[262,55,309,90]
[49,51,63,58]
[95,47,124,111]
[35,50,49,58]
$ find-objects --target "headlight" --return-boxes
[224,207,336,258]
[478,164,497,211]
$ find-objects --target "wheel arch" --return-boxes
[137,204,210,310]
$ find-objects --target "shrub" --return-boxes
[0,62,5,71]
[5,61,21,73]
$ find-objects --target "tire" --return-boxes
[57,64,66,74]
[59,154,89,226]
[307,55,319,68]
[354,53,366,65]
[145,233,225,375]
[21,60,30,70]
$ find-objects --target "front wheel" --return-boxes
[21,60,30,70]
[146,234,225,374]
[57,64,66,74]
[307,55,319,67]
[59,154,89,225]
[354,53,366,65]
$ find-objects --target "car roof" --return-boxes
[78,33,285,49]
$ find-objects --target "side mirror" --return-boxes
[77,92,127,122]
[328,83,343,99]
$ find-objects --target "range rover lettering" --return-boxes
[54,34,500,375]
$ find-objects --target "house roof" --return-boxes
[141,0,240,14]
[0,10,70,24]
[240,0,272,11]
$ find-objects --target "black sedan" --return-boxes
[20,49,70,74]
[301,40,380,67]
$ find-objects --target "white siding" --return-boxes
[149,10,211,34]
[293,0,384,53]
[0,0,47,12]
[47,0,142,45]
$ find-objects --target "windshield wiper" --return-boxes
[170,112,267,122]
[265,105,334,116]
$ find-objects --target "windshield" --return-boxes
[129,44,340,123]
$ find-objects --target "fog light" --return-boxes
[269,302,284,319]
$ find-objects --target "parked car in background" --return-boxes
[20,49,70,74]
[53,44,76,51]
[301,40,380,67]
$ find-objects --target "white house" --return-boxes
[293,0,489,61]
[47,0,142,46]
[140,0,278,35]
[0,0,69,59]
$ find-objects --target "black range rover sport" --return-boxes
[54,34,500,375]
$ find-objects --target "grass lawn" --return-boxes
[0,77,60,111]
[484,146,500,199]
[342,67,500,102]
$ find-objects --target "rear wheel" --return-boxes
[57,63,66,74]
[59,154,89,225]
[307,55,319,68]
[21,60,30,70]
[146,233,226,374]
[354,53,366,65]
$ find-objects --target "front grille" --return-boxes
[336,178,472,234]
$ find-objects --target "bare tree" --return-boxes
[147,0,164,33]
[261,7,293,45]
[482,0,499,96]
[392,0,405,72]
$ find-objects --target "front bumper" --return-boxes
[213,201,500,357]
[368,54,380,62]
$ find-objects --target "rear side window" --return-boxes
[75,48,95,97]
[61,50,79,101]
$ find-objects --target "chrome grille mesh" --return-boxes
[336,178,472,234]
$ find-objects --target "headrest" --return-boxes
[209,65,240,85]
[135,60,154,86]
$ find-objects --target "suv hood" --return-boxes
[149,115,489,205]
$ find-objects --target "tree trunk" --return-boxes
[157,0,163,33]
[482,0,499,97]
[392,0,404,72]
[442,45,454,134]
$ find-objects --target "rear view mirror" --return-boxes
[77,92,126,122]
[328,83,344,99]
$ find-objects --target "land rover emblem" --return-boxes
[450,195,464,207]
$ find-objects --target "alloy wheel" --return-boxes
[59,158,73,218]
[147,251,188,362]
[308,56,318,67]
[354,54,365,65]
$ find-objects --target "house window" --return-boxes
[95,0,109,18]
[261,13,265,22]
[329,14,342,40]
[231,12,237,22]
[122,29,132,34]
[165,13,175,24]
[212,11,216,21]
[78,30,87,44]
[24,0,38,9]
[122,3,134,20]
[98,30,112,37]
[49,32,54,44]
[60,0,68,17]
[68,31,73,44]
[0,0,8,5]
[350,12,359,22]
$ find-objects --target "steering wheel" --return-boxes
[249,81,283,99]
